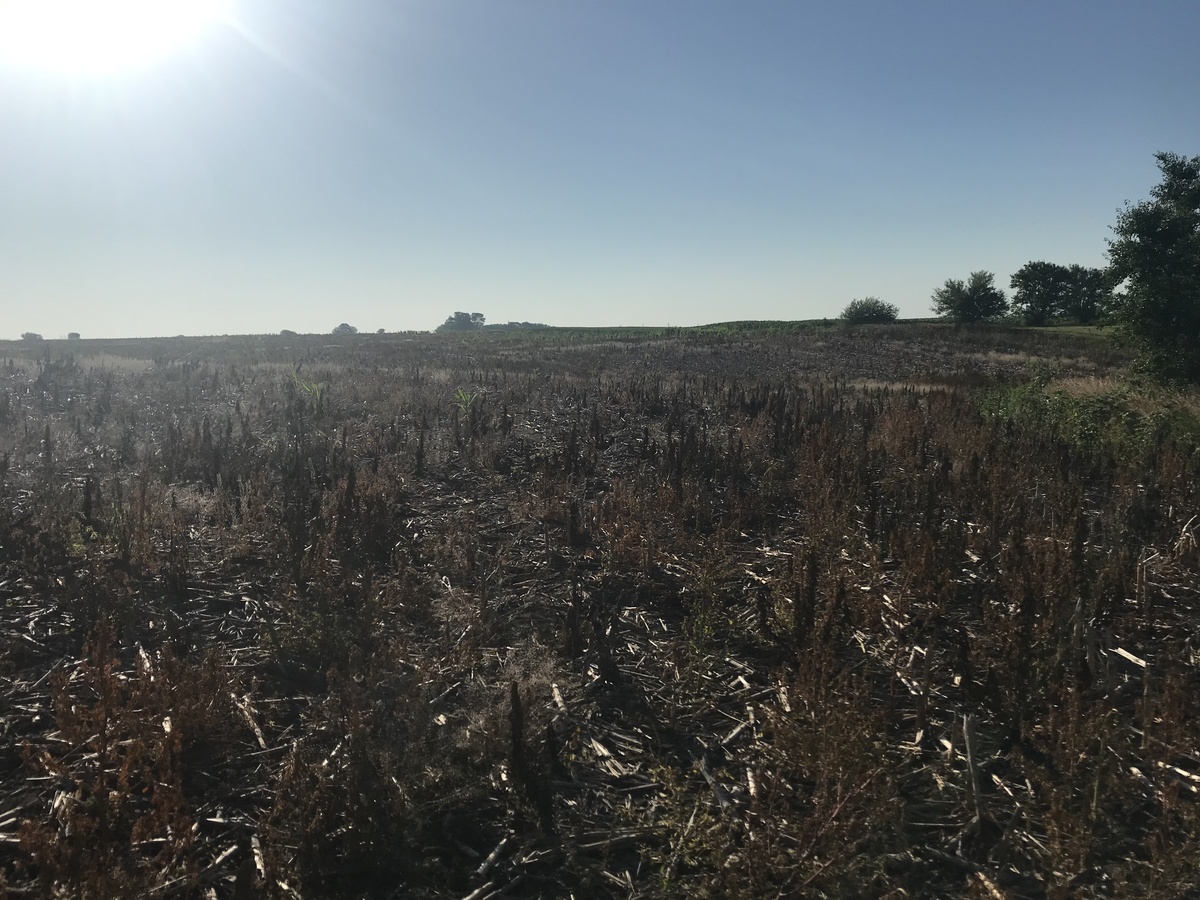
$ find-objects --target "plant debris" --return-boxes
[1,325,1197,898]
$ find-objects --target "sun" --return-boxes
[0,0,232,75]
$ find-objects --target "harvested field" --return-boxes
[1,324,1198,898]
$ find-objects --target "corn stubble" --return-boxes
[0,326,1196,898]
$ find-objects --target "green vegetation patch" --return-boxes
[980,377,1200,463]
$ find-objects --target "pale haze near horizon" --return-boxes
[1,1,1197,340]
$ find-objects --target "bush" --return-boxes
[840,297,898,324]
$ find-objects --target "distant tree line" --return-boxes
[435,312,549,333]
[905,151,1199,382]
[14,331,79,341]
[483,321,549,332]
[840,266,1107,326]
[436,312,485,333]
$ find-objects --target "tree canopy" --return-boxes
[1108,152,1200,381]
[930,271,1008,323]
[436,312,485,333]
[1010,262,1072,326]
[1061,265,1110,325]
[332,323,358,335]
[1010,262,1110,325]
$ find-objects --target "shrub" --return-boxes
[840,297,898,324]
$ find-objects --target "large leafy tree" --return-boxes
[1062,264,1111,325]
[1010,261,1072,325]
[931,271,1008,323]
[1010,262,1111,325]
[1108,152,1200,381]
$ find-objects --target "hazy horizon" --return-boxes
[2,1,1197,340]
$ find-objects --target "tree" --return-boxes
[840,297,898,324]
[21,331,43,342]
[1011,262,1111,325]
[67,332,81,340]
[332,323,358,335]
[436,311,485,333]
[931,271,1008,323]
[1010,261,1073,326]
[1062,265,1111,325]
[1108,152,1200,381]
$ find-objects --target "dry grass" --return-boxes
[1,325,1197,898]
[1049,373,1125,396]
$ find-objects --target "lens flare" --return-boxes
[0,0,232,74]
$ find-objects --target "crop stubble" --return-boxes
[0,325,1196,898]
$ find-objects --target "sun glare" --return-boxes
[0,0,232,75]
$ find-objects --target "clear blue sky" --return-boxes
[1,0,1197,338]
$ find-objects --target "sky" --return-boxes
[0,0,1197,339]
